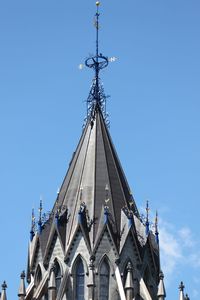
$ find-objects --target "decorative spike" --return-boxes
[30,208,35,241]
[104,206,109,224]
[128,212,133,228]
[55,197,60,226]
[157,271,166,299]
[179,281,185,300]
[55,189,60,226]
[78,202,86,224]
[155,210,159,244]
[55,208,59,227]
[38,196,43,234]
[125,262,134,300]
[145,200,150,236]
[80,185,83,202]
[105,184,110,204]
[1,281,7,300]
[18,271,26,300]
[185,294,190,300]
[57,188,60,195]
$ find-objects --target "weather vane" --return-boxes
[80,2,117,127]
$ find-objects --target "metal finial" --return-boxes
[155,210,159,244]
[146,200,149,221]
[179,281,185,292]
[145,200,150,236]
[2,281,7,290]
[38,196,43,234]
[20,271,25,279]
[104,205,109,224]
[159,271,164,280]
[80,185,83,202]
[39,196,43,220]
[105,184,110,203]
[30,208,35,241]
[39,196,43,214]
[55,198,60,226]
[84,2,109,125]
[127,262,133,271]
[185,294,190,300]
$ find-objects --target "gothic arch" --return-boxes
[98,254,114,276]
[53,257,63,276]
[71,254,88,276]
[98,256,110,300]
[34,264,42,287]
[53,259,62,293]
[72,255,87,300]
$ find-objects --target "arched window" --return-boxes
[35,265,42,287]
[99,260,110,300]
[54,260,62,293]
[75,259,85,300]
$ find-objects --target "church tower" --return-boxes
[15,2,166,300]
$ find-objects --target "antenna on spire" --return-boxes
[84,2,110,126]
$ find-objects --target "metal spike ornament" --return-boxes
[145,200,150,236]
[30,208,36,241]
[155,210,159,244]
[38,197,43,234]
[85,1,110,126]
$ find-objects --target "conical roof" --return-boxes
[55,105,139,248]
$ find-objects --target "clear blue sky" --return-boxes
[0,0,200,299]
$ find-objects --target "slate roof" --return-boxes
[53,104,139,249]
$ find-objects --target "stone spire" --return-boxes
[157,271,166,300]
[18,271,26,300]
[1,281,7,300]
[53,107,139,249]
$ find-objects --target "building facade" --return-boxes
[0,3,190,300]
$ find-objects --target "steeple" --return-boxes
[22,3,162,300]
